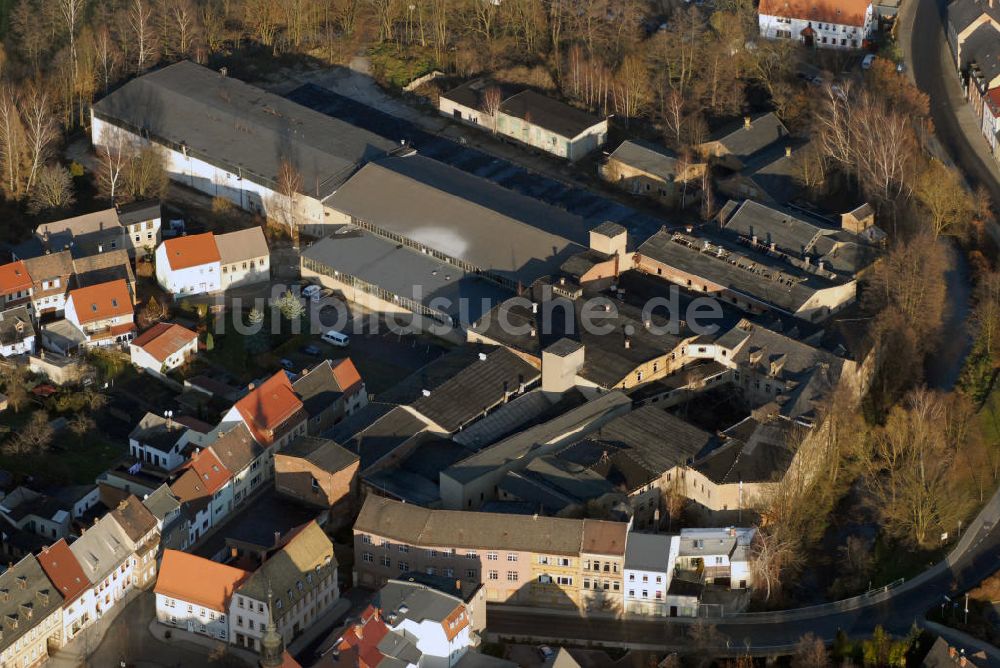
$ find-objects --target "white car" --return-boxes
[322,330,350,347]
[861,53,875,70]
[302,284,321,297]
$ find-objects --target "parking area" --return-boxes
[285,84,668,243]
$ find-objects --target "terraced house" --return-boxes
[353,496,629,611]
[0,554,64,668]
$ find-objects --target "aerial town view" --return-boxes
[0,0,997,666]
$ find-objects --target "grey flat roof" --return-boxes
[637,230,843,313]
[216,227,269,265]
[607,140,679,180]
[325,155,588,284]
[301,226,512,322]
[92,61,397,197]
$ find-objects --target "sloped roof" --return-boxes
[108,495,158,545]
[160,233,220,271]
[155,550,250,612]
[37,538,89,605]
[706,112,789,163]
[209,423,264,474]
[282,436,358,473]
[499,89,605,139]
[67,279,132,324]
[0,261,32,295]
[92,60,397,198]
[72,249,136,290]
[131,322,198,363]
[0,306,34,347]
[607,140,680,181]
[759,0,871,27]
[234,371,306,446]
[0,555,63,654]
[170,449,231,512]
[291,359,360,418]
[69,515,134,583]
[215,227,269,265]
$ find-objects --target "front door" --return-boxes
[669,606,677,617]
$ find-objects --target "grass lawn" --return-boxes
[0,421,125,486]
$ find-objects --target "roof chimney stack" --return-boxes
[785,145,792,158]
[744,116,752,129]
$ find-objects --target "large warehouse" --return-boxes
[90,60,398,236]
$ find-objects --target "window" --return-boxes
[557,558,570,567]
[641,590,648,598]
[715,556,724,565]
[362,552,373,563]
[398,545,409,553]
[444,568,454,577]
[362,535,373,544]
[488,570,498,580]
[380,556,391,567]
[556,576,572,586]
[466,551,477,559]
[237,616,244,627]
[583,578,590,589]
[426,567,436,575]
[628,590,635,597]
[507,571,519,582]
[466,569,476,579]
[487,552,498,561]
[507,553,517,562]
[538,556,549,565]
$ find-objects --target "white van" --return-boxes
[322,330,350,347]
[861,54,875,70]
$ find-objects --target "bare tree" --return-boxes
[914,159,974,238]
[129,0,156,73]
[7,411,54,455]
[480,86,503,134]
[97,125,132,201]
[274,158,303,244]
[28,163,75,213]
[792,633,830,668]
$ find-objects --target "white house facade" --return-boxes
[758,0,874,49]
[154,233,222,296]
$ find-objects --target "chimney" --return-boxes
[744,116,752,129]
[751,235,758,246]
[685,225,693,234]
[785,145,792,158]
[531,302,538,314]
[729,527,737,537]
[949,648,957,658]
[248,382,255,391]
[559,276,566,286]
[455,579,462,592]
[770,241,776,252]
[624,337,631,349]
[960,658,967,667]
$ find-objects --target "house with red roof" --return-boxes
[37,538,97,642]
[292,358,368,435]
[155,549,250,641]
[0,260,33,311]
[758,0,874,49]
[169,448,233,543]
[155,232,222,296]
[64,278,135,348]
[129,322,199,376]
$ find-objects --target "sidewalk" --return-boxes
[148,620,257,665]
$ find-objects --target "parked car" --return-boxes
[302,284,321,297]
[896,60,906,73]
[300,344,322,356]
[279,358,296,371]
[322,330,350,347]
[861,53,875,70]
[537,646,555,661]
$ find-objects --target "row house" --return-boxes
[230,521,338,653]
[68,513,137,619]
[0,306,35,358]
[117,200,162,256]
[208,423,266,509]
[292,358,368,435]
[155,228,270,296]
[0,261,33,311]
[169,448,233,544]
[141,484,192,553]
[220,370,308,464]
[128,412,198,471]
[33,202,160,259]
[154,550,248,642]
[37,538,95,645]
[108,496,160,589]
[0,554,64,668]
[64,279,135,348]
[353,496,628,611]
[21,253,73,317]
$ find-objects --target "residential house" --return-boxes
[117,200,162,256]
[221,371,308,455]
[35,208,124,258]
[142,484,191,553]
[439,81,608,161]
[129,412,195,471]
[91,61,397,235]
[108,495,159,589]
[230,521,338,652]
[216,227,270,290]
[208,423,267,508]
[758,0,874,48]
[695,113,789,171]
[577,520,628,614]
[374,578,478,666]
[946,0,1000,76]
[155,233,222,296]
[353,496,630,611]
[0,261,33,311]
[274,436,359,513]
[22,251,73,317]
[675,527,755,590]
[38,538,96,643]
[0,554,64,668]
[0,487,71,541]
[63,278,135,347]
[623,533,677,617]
[130,322,199,376]
[291,358,367,435]
[599,140,705,207]
[68,513,138,618]
[0,306,36,357]
[169,448,233,543]
[52,485,101,521]
[983,87,1000,156]
[71,249,137,303]
[155,549,249,642]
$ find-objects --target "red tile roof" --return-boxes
[155,550,250,612]
[68,279,133,325]
[37,539,89,605]
[328,606,390,668]
[331,358,363,393]
[234,372,305,446]
[131,322,198,363]
[170,448,231,510]
[758,0,871,27]
[987,88,1000,116]
[0,261,32,296]
[161,233,221,271]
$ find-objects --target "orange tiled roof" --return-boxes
[37,539,89,605]
[234,372,305,446]
[331,358,363,393]
[161,233,221,271]
[154,550,250,612]
[68,279,132,325]
[132,322,198,363]
[170,448,231,511]
[758,0,871,27]
[0,261,32,296]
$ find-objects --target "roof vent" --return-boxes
[422,389,431,397]
[478,352,487,361]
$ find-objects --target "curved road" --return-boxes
[489,5,1000,655]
